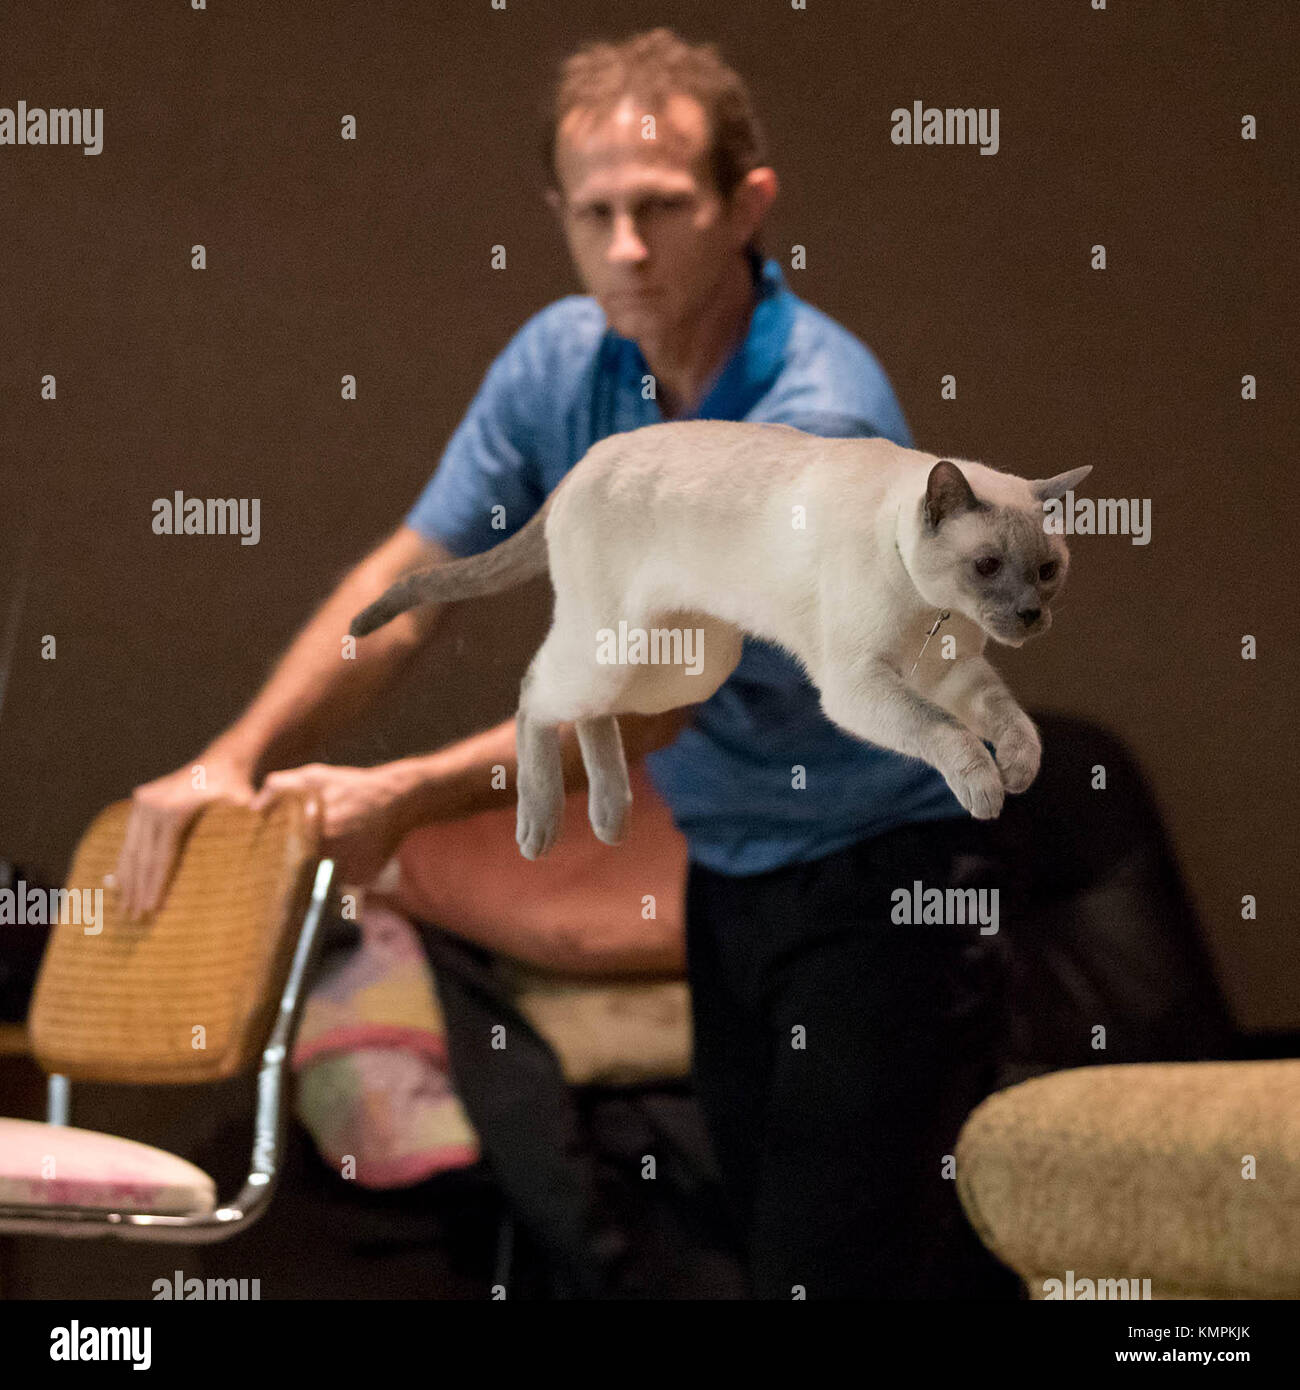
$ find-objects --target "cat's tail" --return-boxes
[349,494,555,637]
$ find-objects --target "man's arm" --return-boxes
[119,517,693,912]
[209,525,451,775]
[389,705,691,825]
[252,705,693,886]
[116,524,451,918]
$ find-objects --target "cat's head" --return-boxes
[906,459,1092,647]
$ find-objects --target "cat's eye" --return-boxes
[974,556,1001,578]
[1039,561,1058,582]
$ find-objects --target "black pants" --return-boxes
[413,922,610,1297]
[416,920,747,1298]
[685,814,1027,1299]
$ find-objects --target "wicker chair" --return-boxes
[0,795,333,1243]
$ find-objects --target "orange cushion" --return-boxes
[392,762,687,961]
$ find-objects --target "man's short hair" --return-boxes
[541,27,770,208]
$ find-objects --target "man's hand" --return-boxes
[115,702,693,920]
[116,756,256,921]
[251,762,419,887]
[250,710,694,886]
[112,525,450,921]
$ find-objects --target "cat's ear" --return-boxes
[924,460,981,529]
[1031,465,1093,502]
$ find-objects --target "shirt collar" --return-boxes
[609,248,795,422]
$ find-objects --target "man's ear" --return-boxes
[924,460,981,529]
[731,167,778,247]
[1031,465,1093,502]
[544,187,564,221]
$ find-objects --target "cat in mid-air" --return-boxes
[352,420,1090,860]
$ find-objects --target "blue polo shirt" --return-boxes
[405,249,969,875]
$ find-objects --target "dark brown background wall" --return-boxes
[1,2,1295,1027]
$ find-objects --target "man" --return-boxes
[117,28,1018,1298]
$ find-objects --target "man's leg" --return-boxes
[740,820,1022,1299]
[412,920,615,1297]
[683,860,776,1286]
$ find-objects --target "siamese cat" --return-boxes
[352,421,1090,860]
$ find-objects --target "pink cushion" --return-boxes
[0,1117,216,1214]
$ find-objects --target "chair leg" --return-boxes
[492,1204,514,1294]
[493,1205,578,1298]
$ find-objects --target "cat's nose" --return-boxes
[1018,607,1042,626]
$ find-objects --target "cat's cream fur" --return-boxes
[353,420,1091,859]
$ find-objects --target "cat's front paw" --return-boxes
[995,718,1041,794]
[944,744,1005,820]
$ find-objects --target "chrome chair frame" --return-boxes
[0,858,335,1243]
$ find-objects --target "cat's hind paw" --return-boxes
[517,799,563,860]
[588,784,633,846]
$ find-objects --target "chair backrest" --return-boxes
[28,795,321,1084]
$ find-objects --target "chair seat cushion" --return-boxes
[507,969,692,1086]
[954,1060,1300,1299]
[0,1117,216,1214]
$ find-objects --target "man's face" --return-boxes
[548,94,760,346]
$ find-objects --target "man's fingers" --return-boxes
[250,771,296,810]
[122,813,157,921]
[138,817,182,918]
[139,811,175,922]
[251,770,318,812]
[125,809,162,921]
[115,806,148,918]
[115,773,260,919]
